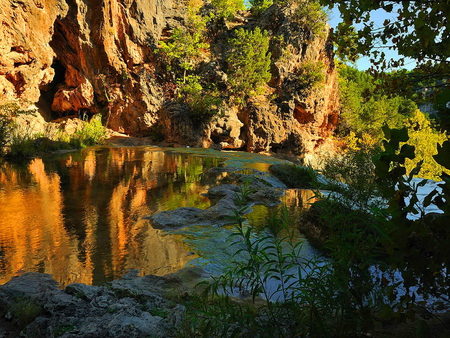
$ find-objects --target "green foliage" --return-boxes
[333,22,359,63]
[297,60,326,90]
[321,1,450,70]
[269,163,317,188]
[294,0,328,39]
[339,64,449,181]
[320,147,380,211]
[249,0,273,14]
[226,27,272,100]
[402,110,450,180]
[157,1,209,74]
[71,114,108,147]
[177,75,222,122]
[211,0,245,19]
[338,64,417,141]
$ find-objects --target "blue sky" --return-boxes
[327,6,416,71]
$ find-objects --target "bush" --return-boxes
[211,0,245,19]
[157,0,209,75]
[297,60,326,90]
[176,75,222,122]
[293,0,328,39]
[249,0,273,14]
[269,163,318,188]
[320,147,381,211]
[226,27,272,100]
[71,114,107,147]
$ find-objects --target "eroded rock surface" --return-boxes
[0,270,187,337]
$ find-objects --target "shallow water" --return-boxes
[0,146,316,287]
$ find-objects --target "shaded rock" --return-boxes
[148,170,287,229]
[149,207,204,228]
[204,184,240,199]
[0,273,58,301]
[158,101,211,148]
[0,271,186,338]
[209,107,245,150]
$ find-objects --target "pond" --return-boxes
[0,146,317,287]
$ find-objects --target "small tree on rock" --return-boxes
[226,27,272,101]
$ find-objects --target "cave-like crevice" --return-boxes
[37,59,67,121]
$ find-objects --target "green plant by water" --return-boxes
[0,103,107,159]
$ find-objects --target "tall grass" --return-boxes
[180,202,385,337]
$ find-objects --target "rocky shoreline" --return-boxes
[0,269,196,338]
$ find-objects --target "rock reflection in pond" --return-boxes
[0,147,221,287]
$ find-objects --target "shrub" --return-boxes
[71,114,107,147]
[157,0,209,76]
[211,0,245,19]
[249,0,273,14]
[177,75,223,122]
[269,163,318,188]
[320,147,381,211]
[226,27,272,100]
[297,60,326,90]
[294,0,328,39]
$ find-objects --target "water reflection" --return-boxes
[0,147,220,286]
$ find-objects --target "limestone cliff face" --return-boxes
[155,3,340,160]
[0,0,339,159]
[1,0,180,133]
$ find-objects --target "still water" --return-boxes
[0,146,315,287]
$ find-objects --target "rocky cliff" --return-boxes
[0,0,339,160]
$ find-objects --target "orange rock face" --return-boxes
[1,0,340,160]
[0,0,67,103]
[0,0,179,134]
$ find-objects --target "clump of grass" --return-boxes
[9,298,43,328]
[70,114,107,148]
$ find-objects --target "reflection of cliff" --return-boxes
[0,147,218,286]
[0,159,93,286]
